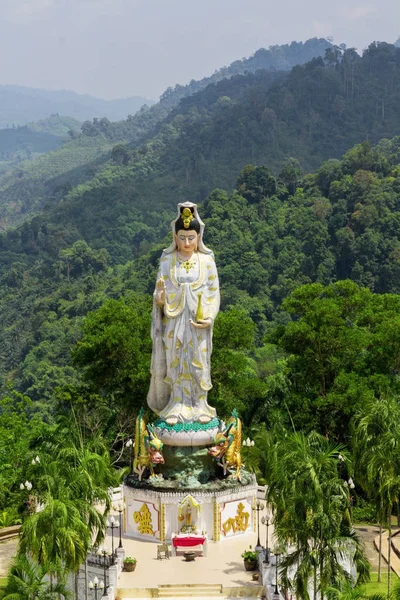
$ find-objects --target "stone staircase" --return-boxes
[158,583,223,597]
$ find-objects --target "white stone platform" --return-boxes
[124,480,258,543]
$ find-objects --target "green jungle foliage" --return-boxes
[0,133,400,442]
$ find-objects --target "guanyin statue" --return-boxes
[147,202,220,425]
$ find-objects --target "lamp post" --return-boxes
[344,477,356,515]
[114,502,124,549]
[89,577,104,600]
[97,548,109,597]
[107,516,119,563]
[274,552,280,596]
[254,499,264,553]
[261,516,270,564]
[126,438,134,473]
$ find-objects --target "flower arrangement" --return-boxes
[180,524,197,534]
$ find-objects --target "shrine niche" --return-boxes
[178,495,201,534]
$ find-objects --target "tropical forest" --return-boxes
[2,36,400,599]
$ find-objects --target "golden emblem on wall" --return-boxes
[221,502,250,536]
[133,503,155,535]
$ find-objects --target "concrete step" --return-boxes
[158,583,223,597]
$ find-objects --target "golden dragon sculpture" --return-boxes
[133,408,164,481]
[208,410,242,481]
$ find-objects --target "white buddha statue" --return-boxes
[147,202,220,425]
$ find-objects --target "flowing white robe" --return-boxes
[147,250,220,423]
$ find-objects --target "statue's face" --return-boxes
[175,229,199,254]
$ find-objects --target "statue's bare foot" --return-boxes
[166,416,178,425]
[198,415,211,424]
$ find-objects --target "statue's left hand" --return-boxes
[190,318,212,329]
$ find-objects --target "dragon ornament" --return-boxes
[208,410,242,481]
[133,408,165,481]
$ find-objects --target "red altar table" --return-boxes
[171,534,208,556]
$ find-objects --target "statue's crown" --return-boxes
[181,206,194,229]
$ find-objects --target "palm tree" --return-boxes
[327,580,383,600]
[20,492,91,573]
[266,430,369,600]
[0,555,71,600]
[19,419,120,581]
[352,396,400,594]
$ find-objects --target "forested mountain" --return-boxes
[160,37,333,105]
[0,38,333,227]
[27,115,82,137]
[0,85,153,127]
[0,116,82,178]
[2,42,400,238]
[2,134,400,416]
[2,41,400,433]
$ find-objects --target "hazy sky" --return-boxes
[1,0,399,101]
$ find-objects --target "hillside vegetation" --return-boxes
[0,39,333,228]
[0,116,82,179]
[1,134,400,420]
[0,42,400,434]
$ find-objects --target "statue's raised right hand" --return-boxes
[155,278,166,306]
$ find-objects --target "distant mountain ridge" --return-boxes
[0,85,154,128]
[0,37,335,225]
[158,38,333,109]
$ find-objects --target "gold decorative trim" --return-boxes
[160,503,166,542]
[213,499,221,542]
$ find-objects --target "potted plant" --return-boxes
[123,557,137,572]
[242,545,258,571]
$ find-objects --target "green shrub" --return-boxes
[0,509,22,528]
[241,546,257,561]
[352,498,377,524]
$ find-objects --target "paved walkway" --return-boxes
[0,538,18,577]
[373,527,400,577]
[354,526,382,571]
[107,503,272,596]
